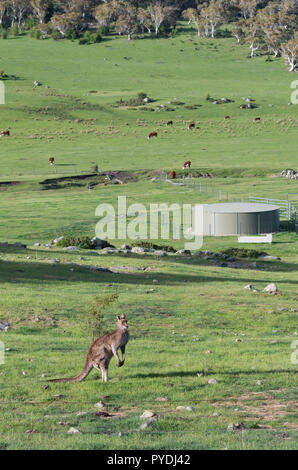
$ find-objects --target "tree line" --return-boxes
[0,0,297,70]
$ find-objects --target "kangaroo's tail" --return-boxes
[49,358,93,383]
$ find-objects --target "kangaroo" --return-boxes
[50,314,129,383]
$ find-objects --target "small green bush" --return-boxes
[137,92,147,100]
[57,236,94,249]
[85,294,119,340]
[51,30,63,41]
[1,28,8,39]
[11,23,19,36]
[131,240,175,253]
[222,248,267,259]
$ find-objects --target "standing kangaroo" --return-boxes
[50,314,129,383]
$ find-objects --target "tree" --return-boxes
[50,11,84,36]
[115,3,138,40]
[238,0,262,20]
[200,0,226,38]
[232,23,244,44]
[0,0,8,26]
[147,2,173,36]
[281,37,297,71]
[95,1,118,28]
[30,0,49,24]
[10,0,30,28]
[182,7,202,36]
[138,7,152,33]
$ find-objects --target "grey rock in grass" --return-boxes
[175,249,191,255]
[63,246,80,251]
[154,250,168,257]
[263,283,278,294]
[208,378,217,385]
[140,410,157,420]
[244,284,254,290]
[227,422,246,432]
[0,321,9,332]
[67,427,81,434]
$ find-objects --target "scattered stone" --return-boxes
[244,284,254,290]
[0,321,9,332]
[235,338,242,343]
[22,371,27,376]
[213,412,221,417]
[263,283,278,294]
[63,246,80,251]
[77,411,88,417]
[259,255,281,261]
[42,385,49,390]
[58,421,68,426]
[67,427,81,434]
[140,410,157,420]
[227,422,246,432]
[256,380,262,385]
[94,401,105,410]
[176,406,193,411]
[156,397,168,402]
[208,378,217,385]
[34,243,41,247]
[175,249,191,255]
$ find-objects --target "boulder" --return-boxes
[263,283,278,294]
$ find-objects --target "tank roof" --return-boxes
[202,202,280,213]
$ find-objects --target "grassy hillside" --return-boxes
[0,29,297,450]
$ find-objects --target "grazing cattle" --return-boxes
[254,117,261,122]
[183,161,191,169]
[49,157,55,165]
[0,129,10,137]
[166,120,173,126]
[224,115,231,120]
[188,123,195,130]
[169,170,176,179]
[148,132,158,139]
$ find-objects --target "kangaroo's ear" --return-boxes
[116,315,121,320]
[120,314,126,319]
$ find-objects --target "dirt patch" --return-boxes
[214,391,297,425]
[95,411,127,419]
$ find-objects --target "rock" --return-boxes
[156,397,168,402]
[154,250,168,257]
[94,401,105,410]
[259,255,280,261]
[256,380,262,385]
[263,283,278,294]
[175,249,191,255]
[77,411,89,416]
[131,247,149,254]
[140,410,157,420]
[244,284,254,290]
[176,406,193,411]
[0,321,9,332]
[140,420,154,430]
[34,243,41,247]
[213,412,221,417]
[34,80,41,87]
[63,246,80,251]
[121,244,131,250]
[67,427,81,434]
[208,378,217,385]
[227,422,246,432]
[52,236,64,245]
[235,338,242,343]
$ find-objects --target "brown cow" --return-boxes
[49,157,55,165]
[148,132,158,139]
[183,161,191,169]
[169,170,176,179]
[224,115,231,120]
[188,123,195,130]
[0,129,10,137]
[166,120,173,126]
[254,117,261,122]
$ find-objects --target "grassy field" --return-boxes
[0,27,297,450]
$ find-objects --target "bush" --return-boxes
[78,37,89,45]
[11,23,19,36]
[1,28,8,39]
[85,294,119,340]
[221,248,267,259]
[57,236,94,249]
[98,25,109,36]
[131,240,175,253]
[51,30,63,41]
[137,92,147,100]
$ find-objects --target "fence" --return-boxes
[248,196,297,221]
[163,176,298,223]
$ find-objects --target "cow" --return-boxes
[183,161,191,169]
[166,120,173,127]
[0,129,10,137]
[148,132,158,139]
[49,157,55,165]
[254,117,261,122]
[188,123,195,130]
[169,170,176,179]
[224,115,231,120]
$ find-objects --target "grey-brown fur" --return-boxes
[50,314,129,383]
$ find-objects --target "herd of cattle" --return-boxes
[1,115,262,170]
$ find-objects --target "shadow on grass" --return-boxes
[129,369,296,379]
[1,257,297,286]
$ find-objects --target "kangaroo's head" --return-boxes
[117,314,128,331]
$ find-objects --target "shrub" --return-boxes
[85,294,119,340]
[131,240,175,253]
[78,37,89,45]
[1,28,8,39]
[221,248,267,259]
[137,92,147,100]
[51,30,63,40]
[11,23,19,36]
[56,236,94,249]
[98,25,109,36]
